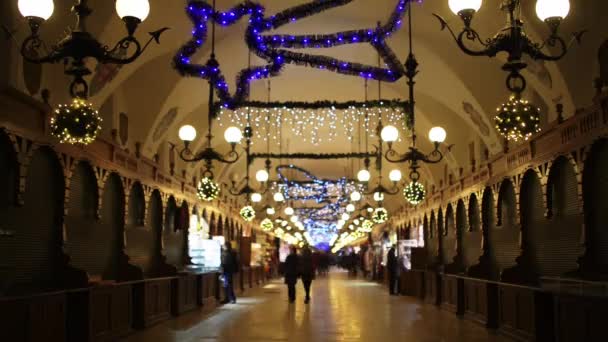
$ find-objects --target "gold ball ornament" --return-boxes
[240,205,256,222]
[372,207,389,224]
[404,181,425,205]
[260,218,274,231]
[494,94,541,142]
[50,98,102,145]
[197,177,220,201]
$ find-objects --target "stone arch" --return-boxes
[217,214,224,237]
[0,129,18,208]
[165,196,178,233]
[422,214,429,247]
[209,212,216,236]
[477,186,499,278]
[468,194,481,232]
[581,138,608,277]
[127,182,145,227]
[444,203,463,273]
[100,173,135,281]
[536,156,584,277]
[64,161,104,280]
[497,178,517,227]
[0,146,65,293]
[502,169,544,284]
[124,188,160,276]
[163,199,189,268]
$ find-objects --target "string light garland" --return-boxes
[260,218,274,231]
[404,181,425,205]
[372,207,389,224]
[197,177,220,201]
[50,98,102,145]
[494,94,542,142]
[361,219,374,233]
[218,100,409,145]
[240,205,256,222]
[173,0,411,109]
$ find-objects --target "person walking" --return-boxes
[284,245,299,303]
[221,241,239,304]
[387,245,399,295]
[299,246,315,304]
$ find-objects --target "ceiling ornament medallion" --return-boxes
[173,0,410,109]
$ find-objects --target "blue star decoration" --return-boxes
[173,0,413,109]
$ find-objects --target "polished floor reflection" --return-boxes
[123,271,511,341]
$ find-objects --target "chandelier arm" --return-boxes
[384,149,409,164]
[102,28,170,65]
[421,150,444,164]
[215,150,241,164]
[528,31,586,62]
[20,36,63,64]
[178,148,205,163]
[101,36,143,65]
[433,13,491,57]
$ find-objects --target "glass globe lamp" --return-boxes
[536,0,570,21]
[389,169,402,182]
[341,213,350,221]
[224,126,243,144]
[448,0,482,15]
[273,192,285,202]
[266,207,275,215]
[346,204,355,212]
[350,191,362,202]
[284,207,294,216]
[179,125,197,142]
[256,169,269,182]
[290,216,299,223]
[381,125,399,143]
[251,193,262,203]
[116,0,150,21]
[429,127,447,144]
[18,0,55,20]
[357,169,371,182]
[373,192,385,202]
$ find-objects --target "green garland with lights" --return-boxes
[494,94,541,142]
[372,207,389,224]
[50,98,102,145]
[197,177,220,202]
[404,181,425,205]
[260,218,274,231]
[240,205,256,222]
[361,219,374,233]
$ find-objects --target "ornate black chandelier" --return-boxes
[16,0,167,98]
[380,3,447,185]
[177,3,245,179]
[433,0,584,142]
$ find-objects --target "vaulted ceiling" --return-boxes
[6,0,607,213]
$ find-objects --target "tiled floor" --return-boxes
[122,271,511,341]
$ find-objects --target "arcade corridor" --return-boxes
[123,272,509,342]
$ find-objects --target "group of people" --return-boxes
[283,245,316,303]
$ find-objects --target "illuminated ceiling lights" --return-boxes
[435,0,582,142]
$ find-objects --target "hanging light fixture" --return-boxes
[434,0,583,142]
[15,0,167,145]
[350,191,362,202]
[381,3,446,203]
[284,207,295,216]
[266,206,276,216]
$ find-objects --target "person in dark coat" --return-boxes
[221,241,239,304]
[387,245,399,295]
[299,246,315,303]
[284,245,299,303]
